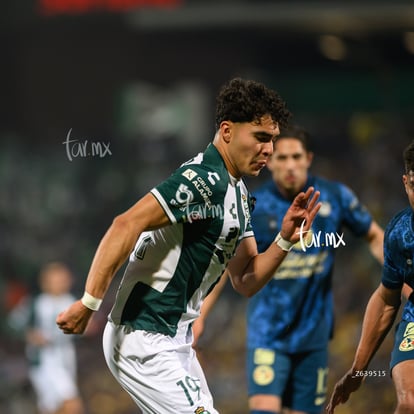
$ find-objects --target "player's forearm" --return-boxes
[199,272,228,319]
[351,286,400,372]
[230,242,288,297]
[84,215,141,298]
[366,221,384,265]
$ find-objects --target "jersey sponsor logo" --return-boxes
[192,176,213,207]
[273,251,328,280]
[399,322,414,351]
[174,183,194,205]
[253,365,275,386]
[182,168,198,181]
[180,171,227,222]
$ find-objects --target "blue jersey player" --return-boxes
[327,140,414,414]
[247,125,384,414]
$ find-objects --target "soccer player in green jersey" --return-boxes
[56,78,321,414]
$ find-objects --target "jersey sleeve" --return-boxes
[338,183,372,237]
[382,256,404,290]
[151,165,224,224]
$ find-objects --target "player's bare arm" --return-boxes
[326,283,401,413]
[365,221,384,264]
[228,187,321,297]
[56,193,170,334]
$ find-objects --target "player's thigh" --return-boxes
[103,323,218,414]
[247,347,291,410]
[126,347,218,413]
[288,348,328,414]
[392,360,414,405]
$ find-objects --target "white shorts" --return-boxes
[103,321,219,414]
[29,346,79,413]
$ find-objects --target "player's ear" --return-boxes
[403,174,409,195]
[220,121,232,143]
[306,151,314,168]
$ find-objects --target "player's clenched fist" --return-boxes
[56,300,94,334]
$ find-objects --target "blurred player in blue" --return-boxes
[327,140,414,414]
[247,125,384,414]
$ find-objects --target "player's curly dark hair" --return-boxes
[403,140,414,173]
[215,77,292,131]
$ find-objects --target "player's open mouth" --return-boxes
[256,161,267,169]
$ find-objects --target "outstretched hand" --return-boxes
[326,370,365,414]
[280,187,321,243]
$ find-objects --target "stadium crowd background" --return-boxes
[1,0,414,412]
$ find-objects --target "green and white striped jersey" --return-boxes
[109,144,254,337]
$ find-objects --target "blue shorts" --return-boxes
[390,320,414,375]
[247,347,328,414]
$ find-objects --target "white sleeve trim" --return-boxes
[239,230,254,241]
[151,188,177,224]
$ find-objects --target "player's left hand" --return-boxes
[280,186,321,243]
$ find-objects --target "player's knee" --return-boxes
[249,394,281,414]
[396,391,414,413]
